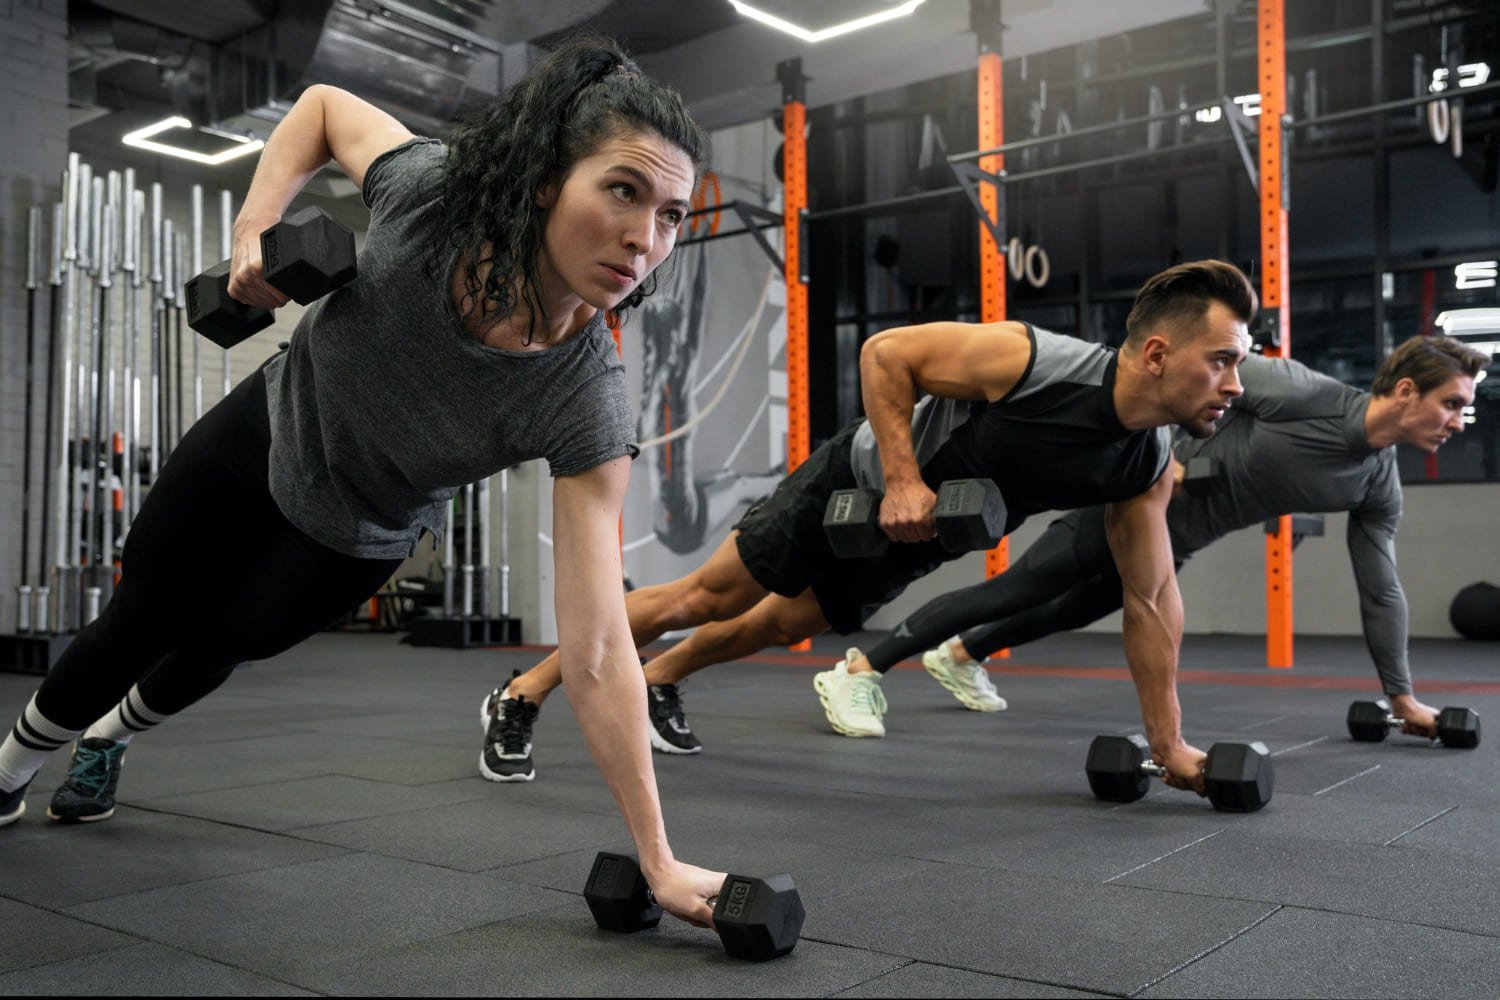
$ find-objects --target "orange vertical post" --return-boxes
[779,59,812,651]
[780,60,810,474]
[1258,0,1294,668]
[973,2,1010,655]
[977,37,1010,657]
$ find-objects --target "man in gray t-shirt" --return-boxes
[902,336,1488,739]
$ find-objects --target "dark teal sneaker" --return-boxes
[0,779,31,827]
[47,738,127,823]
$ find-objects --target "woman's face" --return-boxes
[536,128,696,312]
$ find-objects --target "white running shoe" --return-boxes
[922,640,1007,712]
[813,648,888,738]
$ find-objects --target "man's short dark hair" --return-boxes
[1371,335,1490,396]
[1124,260,1258,347]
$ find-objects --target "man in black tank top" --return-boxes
[482,261,1255,799]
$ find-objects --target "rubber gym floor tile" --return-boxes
[320,742,493,786]
[1134,904,1500,998]
[135,773,489,831]
[832,960,1109,998]
[294,794,629,871]
[1112,829,1500,937]
[1112,788,1449,848]
[61,852,575,982]
[1384,802,1500,859]
[292,903,908,997]
[0,897,137,975]
[810,862,1277,995]
[1321,744,1500,809]
[0,809,348,909]
[0,942,317,996]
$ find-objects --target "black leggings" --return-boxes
[866,507,1123,672]
[34,366,403,730]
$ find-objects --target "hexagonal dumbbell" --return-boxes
[823,478,1006,558]
[185,206,356,350]
[1085,733,1274,813]
[1346,700,1481,749]
[584,852,806,961]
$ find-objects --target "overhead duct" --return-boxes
[162,0,580,139]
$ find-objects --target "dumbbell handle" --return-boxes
[1137,760,1170,779]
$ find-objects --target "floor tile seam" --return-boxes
[1125,902,1284,997]
[1101,883,1500,940]
[1382,804,1460,846]
[276,786,500,838]
[822,957,919,997]
[0,932,145,979]
[819,954,1124,998]
[1103,829,1226,883]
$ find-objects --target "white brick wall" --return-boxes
[1,0,68,632]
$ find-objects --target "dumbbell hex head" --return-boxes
[260,206,357,305]
[934,478,1007,553]
[713,872,805,962]
[1436,706,1481,749]
[1346,699,1394,742]
[823,488,887,558]
[584,851,661,933]
[184,260,274,349]
[1202,740,1273,813]
[1084,733,1152,803]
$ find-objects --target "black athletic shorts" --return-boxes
[733,421,953,634]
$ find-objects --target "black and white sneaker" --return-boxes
[647,682,703,754]
[0,779,32,827]
[479,680,540,783]
[47,738,127,823]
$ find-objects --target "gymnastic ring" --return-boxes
[1007,237,1025,280]
[1427,97,1449,145]
[1450,103,1463,158]
[1023,244,1050,289]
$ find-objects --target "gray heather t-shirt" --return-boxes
[263,139,638,559]
[1172,354,1410,693]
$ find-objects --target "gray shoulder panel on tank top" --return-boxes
[1009,326,1112,401]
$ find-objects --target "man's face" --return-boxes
[1395,373,1475,453]
[1156,300,1251,439]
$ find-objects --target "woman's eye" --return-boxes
[611,183,634,201]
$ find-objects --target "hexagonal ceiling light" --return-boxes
[727,0,927,43]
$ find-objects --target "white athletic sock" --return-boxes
[0,695,83,792]
[84,685,168,745]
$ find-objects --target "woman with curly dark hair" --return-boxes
[0,34,728,926]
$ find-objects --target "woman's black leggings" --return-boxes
[866,506,1125,672]
[34,366,403,730]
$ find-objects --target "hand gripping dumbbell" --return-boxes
[185,206,357,349]
[584,851,806,962]
[823,478,1007,558]
[1346,700,1481,749]
[1085,734,1274,813]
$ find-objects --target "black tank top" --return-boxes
[919,325,1171,534]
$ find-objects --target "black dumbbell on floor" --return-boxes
[584,851,806,962]
[185,206,357,350]
[1085,733,1274,812]
[1346,700,1481,748]
[823,478,1007,558]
